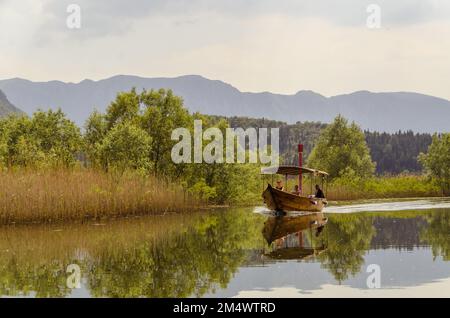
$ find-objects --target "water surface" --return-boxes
[0,198,449,298]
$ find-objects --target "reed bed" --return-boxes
[325,175,442,201]
[0,168,199,225]
[278,175,442,201]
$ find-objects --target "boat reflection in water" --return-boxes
[262,212,328,260]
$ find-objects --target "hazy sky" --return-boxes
[1,0,450,99]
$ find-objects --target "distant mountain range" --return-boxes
[0,75,449,133]
[0,89,22,117]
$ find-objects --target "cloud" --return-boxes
[4,0,450,44]
[1,0,450,101]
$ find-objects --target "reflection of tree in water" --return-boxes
[0,209,264,298]
[371,216,427,251]
[420,210,450,261]
[2,208,447,297]
[0,226,81,297]
[85,209,264,297]
[0,259,72,297]
[316,214,375,283]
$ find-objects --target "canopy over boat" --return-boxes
[261,165,329,176]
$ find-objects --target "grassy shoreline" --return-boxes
[0,169,445,225]
[325,175,442,200]
[279,175,442,201]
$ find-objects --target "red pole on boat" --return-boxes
[298,144,303,195]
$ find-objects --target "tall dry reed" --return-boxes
[0,168,199,225]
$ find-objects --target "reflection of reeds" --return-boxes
[0,208,264,297]
[0,214,196,263]
[0,169,199,225]
[0,214,199,297]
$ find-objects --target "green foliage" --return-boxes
[99,123,151,173]
[181,115,262,205]
[219,115,432,175]
[83,89,262,205]
[328,175,440,200]
[0,109,81,168]
[140,89,191,176]
[12,135,45,167]
[105,88,141,129]
[0,88,443,206]
[30,109,82,167]
[84,111,108,168]
[214,115,326,166]
[419,133,450,195]
[365,130,432,174]
[189,179,217,203]
[280,121,327,166]
[186,161,261,205]
[307,115,375,179]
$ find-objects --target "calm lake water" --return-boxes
[0,198,449,298]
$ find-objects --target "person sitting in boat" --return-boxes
[315,184,325,198]
[275,180,284,191]
[291,185,300,195]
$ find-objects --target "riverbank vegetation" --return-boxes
[325,175,441,200]
[0,169,196,224]
[0,89,262,224]
[216,115,435,175]
[277,175,441,201]
[304,115,448,199]
[419,133,450,196]
[0,88,448,224]
[272,115,447,200]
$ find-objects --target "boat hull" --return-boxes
[262,212,328,244]
[262,184,326,212]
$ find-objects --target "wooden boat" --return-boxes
[261,165,329,212]
[263,184,326,212]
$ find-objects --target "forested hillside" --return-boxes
[215,116,433,175]
[365,131,432,174]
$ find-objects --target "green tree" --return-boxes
[0,114,33,167]
[105,88,141,129]
[140,89,191,176]
[0,110,81,168]
[82,89,263,205]
[182,115,262,204]
[85,89,192,177]
[419,133,450,195]
[30,109,82,167]
[99,123,151,172]
[12,135,45,167]
[307,115,375,179]
[84,111,108,168]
